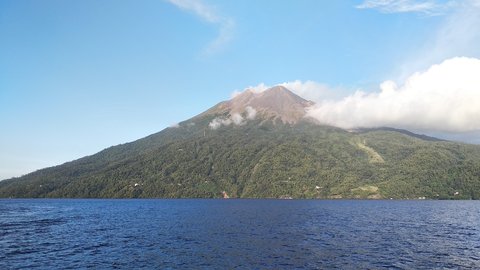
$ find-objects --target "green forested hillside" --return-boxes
[1,114,479,199]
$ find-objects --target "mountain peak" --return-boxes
[263,85,290,93]
[225,86,314,124]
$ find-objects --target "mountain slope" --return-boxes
[1,87,480,199]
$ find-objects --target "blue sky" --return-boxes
[1,0,480,179]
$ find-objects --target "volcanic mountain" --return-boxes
[1,86,480,199]
[202,86,315,124]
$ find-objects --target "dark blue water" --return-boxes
[1,199,479,269]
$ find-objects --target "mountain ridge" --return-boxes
[1,86,480,199]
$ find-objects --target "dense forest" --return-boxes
[1,114,480,199]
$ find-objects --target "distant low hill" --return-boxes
[1,86,480,199]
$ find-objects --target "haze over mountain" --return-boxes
[1,86,480,199]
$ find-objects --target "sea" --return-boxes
[1,199,479,269]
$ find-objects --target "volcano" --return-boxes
[1,86,480,199]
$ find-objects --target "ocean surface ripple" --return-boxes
[1,199,479,269]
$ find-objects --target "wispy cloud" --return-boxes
[356,0,456,15]
[396,0,480,79]
[166,0,235,55]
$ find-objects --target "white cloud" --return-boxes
[203,18,235,55]
[166,0,234,55]
[209,106,257,129]
[245,106,257,120]
[209,117,232,129]
[279,80,343,102]
[356,0,456,15]
[231,113,244,125]
[306,57,480,132]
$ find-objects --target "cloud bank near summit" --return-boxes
[235,57,480,133]
[307,57,480,132]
